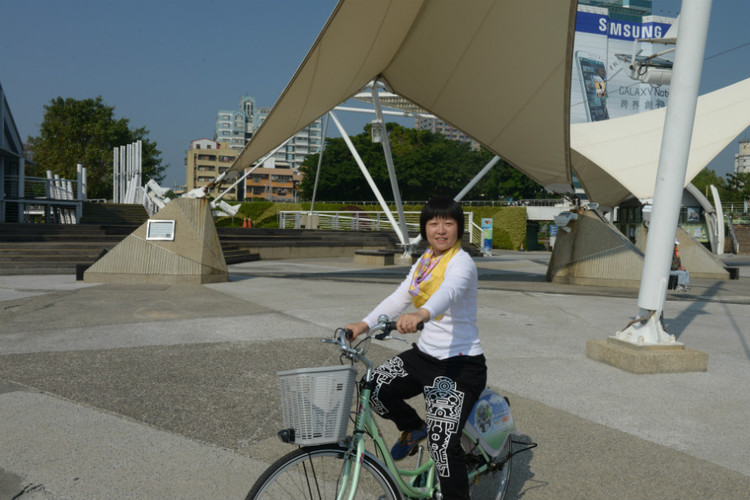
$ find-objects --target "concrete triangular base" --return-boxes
[546,210,644,288]
[84,198,227,284]
[636,225,729,280]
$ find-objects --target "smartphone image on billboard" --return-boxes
[575,51,609,122]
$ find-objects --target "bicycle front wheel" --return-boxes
[246,444,401,500]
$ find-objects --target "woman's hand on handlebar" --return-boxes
[344,321,369,341]
[396,309,429,334]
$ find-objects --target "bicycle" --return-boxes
[246,315,536,500]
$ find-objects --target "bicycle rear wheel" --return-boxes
[469,439,512,500]
[246,444,401,500]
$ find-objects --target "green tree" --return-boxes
[725,172,750,203]
[26,96,166,199]
[691,167,726,197]
[299,123,547,201]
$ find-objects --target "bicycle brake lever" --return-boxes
[378,334,409,343]
[323,328,349,345]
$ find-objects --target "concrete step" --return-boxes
[729,225,750,254]
[0,265,79,275]
[79,203,148,225]
[0,234,125,243]
[0,224,425,275]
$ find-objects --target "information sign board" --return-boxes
[146,220,176,241]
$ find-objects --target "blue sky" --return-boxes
[2,0,748,189]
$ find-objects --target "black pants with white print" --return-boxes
[370,345,487,500]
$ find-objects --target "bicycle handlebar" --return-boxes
[343,319,423,341]
[322,315,423,367]
[374,320,423,340]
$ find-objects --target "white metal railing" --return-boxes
[278,210,482,251]
[19,175,78,200]
[6,174,84,224]
[722,202,749,217]
[279,210,421,232]
[469,219,482,249]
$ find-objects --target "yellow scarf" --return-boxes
[408,241,462,316]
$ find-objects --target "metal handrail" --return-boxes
[6,174,83,224]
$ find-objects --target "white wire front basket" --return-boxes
[277,365,357,445]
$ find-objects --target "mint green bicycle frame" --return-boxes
[332,329,495,500]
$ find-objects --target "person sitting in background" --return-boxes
[671,240,690,292]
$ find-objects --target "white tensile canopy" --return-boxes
[226,0,750,208]
[229,0,578,194]
[571,77,750,207]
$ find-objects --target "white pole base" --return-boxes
[612,312,682,347]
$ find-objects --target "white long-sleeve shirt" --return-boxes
[362,248,482,359]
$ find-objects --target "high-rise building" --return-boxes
[414,117,481,150]
[215,96,256,150]
[735,140,750,175]
[255,107,323,172]
[214,97,323,172]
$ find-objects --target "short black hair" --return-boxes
[419,197,464,240]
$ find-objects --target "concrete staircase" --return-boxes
[79,202,149,225]
[0,224,418,275]
[0,224,124,275]
[731,224,750,254]
[0,224,259,275]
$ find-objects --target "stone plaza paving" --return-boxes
[1,251,750,499]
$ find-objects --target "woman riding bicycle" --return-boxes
[346,197,487,500]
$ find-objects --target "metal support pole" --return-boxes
[334,106,434,121]
[82,166,87,200]
[455,156,501,202]
[212,141,289,204]
[130,142,136,203]
[371,82,411,247]
[136,140,142,202]
[17,157,25,223]
[710,185,725,255]
[614,0,712,346]
[113,148,119,203]
[410,155,502,247]
[119,146,126,203]
[76,163,83,223]
[310,112,330,214]
[328,111,407,245]
[76,163,83,201]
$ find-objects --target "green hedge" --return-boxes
[463,206,526,250]
[493,207,527,250]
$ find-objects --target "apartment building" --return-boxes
[214,96,323,171]
[255,107,323,171]
[185,139,240,199]
[414,117,481,150]
[244,163,301,202]
[735,140,750,175]
[215,96,256,150]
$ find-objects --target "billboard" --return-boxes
[571,7,676,124]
